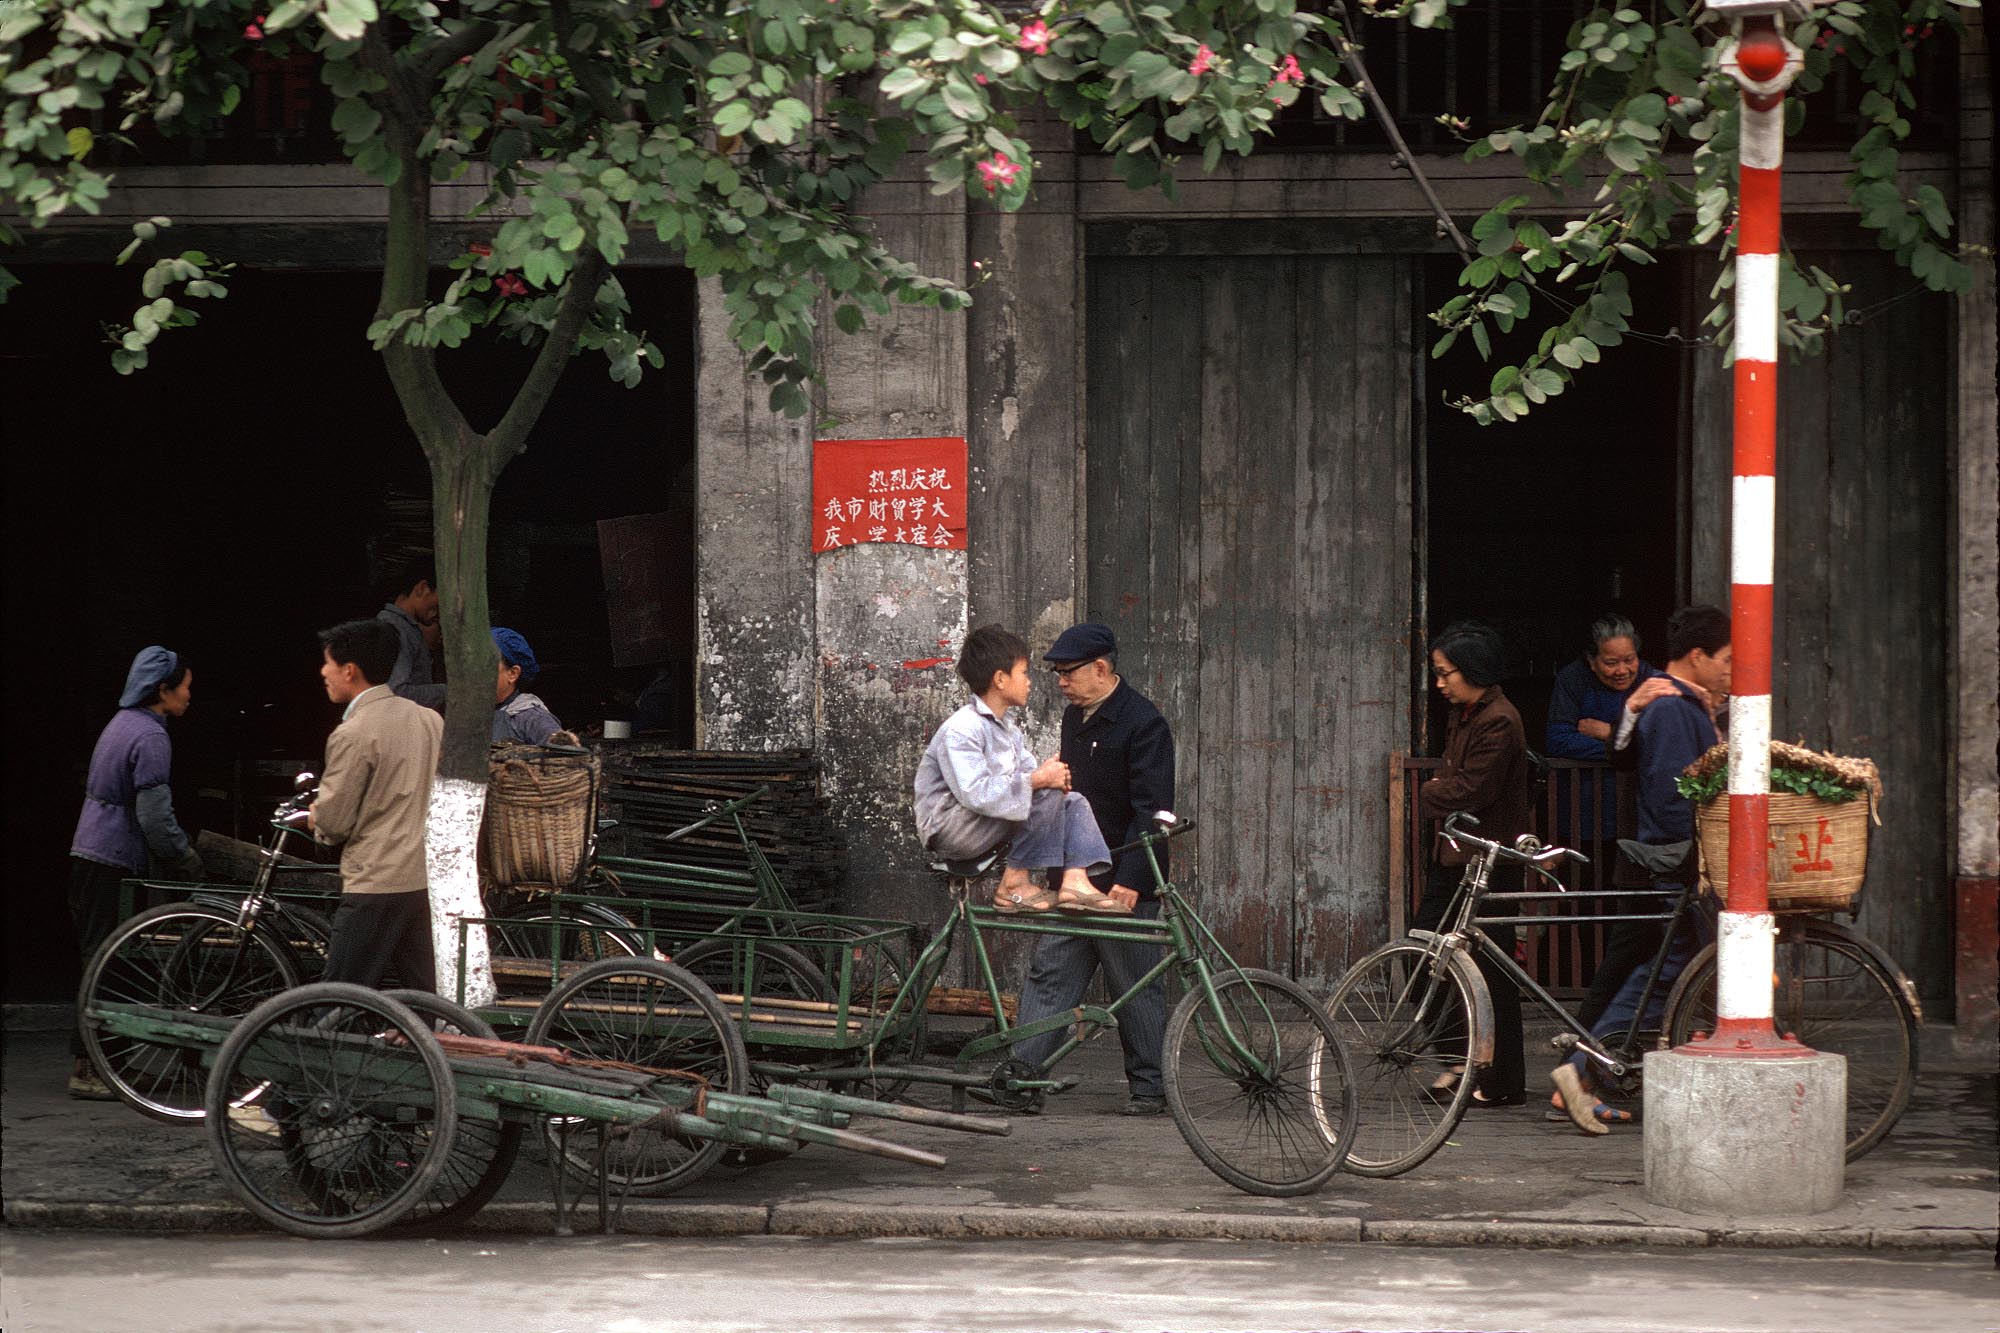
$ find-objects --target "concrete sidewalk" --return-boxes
[5,1005,1993,1249]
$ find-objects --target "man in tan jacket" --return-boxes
[310,618,443,990]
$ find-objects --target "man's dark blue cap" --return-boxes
[1044,623,1117,664]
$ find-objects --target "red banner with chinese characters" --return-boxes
[812,437,968,554]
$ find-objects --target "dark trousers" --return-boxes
[323,891,436,993]
[68,856,130,1057]
[1012,899,1168,1099]
[1412,861,1524,1102]
[1578,920,1666,1030]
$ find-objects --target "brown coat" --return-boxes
[1418,686,1530,866]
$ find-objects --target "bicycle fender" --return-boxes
[1791,916,1925,1025]
[1404,931,1499,1069]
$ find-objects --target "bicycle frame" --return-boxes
[1408,819,1703,1081]
[890,819,1281,1088]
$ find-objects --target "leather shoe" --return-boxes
[1120,1094,1166,1117]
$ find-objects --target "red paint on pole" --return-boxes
[1726,792,1771,914]
[1731,583,1774,694]
[901,657,952,670]
[1737,167,1783,254]
[1732,362,1778,468]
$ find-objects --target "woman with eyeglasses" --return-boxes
[1411,621,1531,1108]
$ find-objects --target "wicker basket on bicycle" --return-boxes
[479,733,600,896]
[1682,740,1882,913]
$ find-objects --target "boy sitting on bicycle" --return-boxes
[913,625,1127,914]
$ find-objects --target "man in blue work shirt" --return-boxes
[1011,623,1178,1116]
[375,558,446,712]
[1551,604,1731,1135]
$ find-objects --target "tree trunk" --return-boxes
[426,438,500,1008]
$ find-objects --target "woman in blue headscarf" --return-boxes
[67,645,203,1098]
[491,628,563,745]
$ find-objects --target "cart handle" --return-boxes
[657,785,772,843]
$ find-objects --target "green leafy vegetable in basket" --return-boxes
[1678,764,1868,805]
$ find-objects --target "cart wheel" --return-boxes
[377,991,523,1232]
[524,958,749,1197]
[79,903,302,1124]
[1163,968,1355,1197]
[1322,940,1477,1178]
[1664,917,1920,1162]
[204,983,459,1239]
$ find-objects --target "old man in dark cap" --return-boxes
[1010,623,1178,1116]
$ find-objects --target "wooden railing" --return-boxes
[1389,753,1635,995]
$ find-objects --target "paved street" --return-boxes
[4,1230,1996,1333]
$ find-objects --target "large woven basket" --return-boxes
[480,735,600,892]
[1694,791,1872,912]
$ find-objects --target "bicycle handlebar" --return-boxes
[1439,811,1589,869]
[1105,811,1198,858]
[658,785,772,843]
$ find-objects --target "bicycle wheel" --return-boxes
[490,904,645,963]
[1162,967,1356,1196]
[203,983,458,1239]
[274,905,335,980]
[523,958,750,1197]
[1323,940,1479,1177]
[377,990,524,1232]
[1663,918,1918,1161]
[79,903,301,1123]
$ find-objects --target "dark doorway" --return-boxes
[1421,256,1686,751]
[1,261,695,999]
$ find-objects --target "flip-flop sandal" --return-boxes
[1546,1091,1571,1123]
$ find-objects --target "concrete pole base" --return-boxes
[1643,1049,1846,1215]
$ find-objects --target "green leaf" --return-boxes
[834,303,866,334]
[710,51,754,78]
[1914,184,1953,238]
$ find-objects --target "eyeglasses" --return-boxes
[1048,661,1096,678]
[1431,667,1461,682]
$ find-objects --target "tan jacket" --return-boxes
[314,686,442,894]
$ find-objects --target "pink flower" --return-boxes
[243,16,264,40]
[494,274,528,297]
[974,73,988,85]
[1189,44,1214,76]
[469,242,493,257]
[1272,54,1304,85]
[976,152,1020,193]
[1017,20,1052,56]
[1666,94,1680,106]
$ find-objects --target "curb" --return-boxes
[7,1199,1992,1252]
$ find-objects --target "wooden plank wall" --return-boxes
[1085,255,1414,989]
[1685,252,1954,1008]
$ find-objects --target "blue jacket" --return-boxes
[1634,679,1718,846]
[1059,680,1175,898]
[1545,658,1659,839]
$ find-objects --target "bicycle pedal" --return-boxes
[1550,1033,1580,1053]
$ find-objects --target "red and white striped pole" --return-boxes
[1696,14,1805,1055]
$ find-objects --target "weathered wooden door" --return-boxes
[1686,254,1954,1008]
[1085,253,1415,988]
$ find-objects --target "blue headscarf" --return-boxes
[492,628,539,681]
[119,645,181,708]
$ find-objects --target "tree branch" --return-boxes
[487,249,609,470]
[416,20,506,83]
[377,111,472,457]
[548,0,631,122]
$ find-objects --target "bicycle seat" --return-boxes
[930,844,1009,878]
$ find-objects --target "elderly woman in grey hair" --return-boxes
[66,646,203,1098]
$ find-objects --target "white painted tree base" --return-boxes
[427,775,495,1009]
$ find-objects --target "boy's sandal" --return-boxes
[992,886,1059,914]
[1056,886,1133,915]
